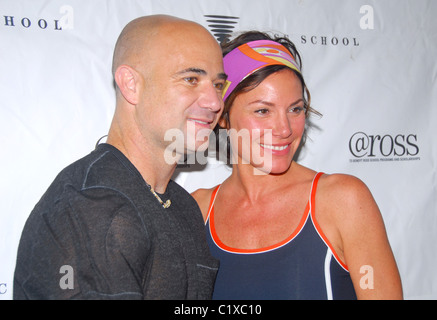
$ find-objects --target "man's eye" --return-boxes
[184,77,198,85]
[214,82,225,91]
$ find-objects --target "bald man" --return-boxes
[14,15,226,300]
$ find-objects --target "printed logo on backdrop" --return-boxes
[204,15,240,43]
[0,282,6,295]
[300,5,374,47]
[2,5,74,30]
[349,132,420,163]
[205,5,374,48]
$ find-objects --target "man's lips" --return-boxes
[188,118,214,127]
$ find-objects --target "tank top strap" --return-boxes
[206,173,324,224]
[308,172,349,271]
[310,172,324,211]
[206,185,221,223]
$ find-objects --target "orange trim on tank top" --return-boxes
[206,172,350,270]
[309,173,349,271]
[206,186,310,254]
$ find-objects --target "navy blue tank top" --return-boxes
[205,172,357,300]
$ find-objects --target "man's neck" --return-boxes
[107,131,179,194]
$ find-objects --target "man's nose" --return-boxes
[198,82,223,113]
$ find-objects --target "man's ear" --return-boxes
[114,65,140,105]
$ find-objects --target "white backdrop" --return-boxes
[1,0,436,300]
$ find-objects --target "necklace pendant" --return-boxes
[149,187,171,209]
[162,200,171,209]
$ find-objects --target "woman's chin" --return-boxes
[250,160,293,176]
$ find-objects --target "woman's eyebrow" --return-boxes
[248,98,304,107]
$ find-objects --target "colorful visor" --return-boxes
[222,39,301,102]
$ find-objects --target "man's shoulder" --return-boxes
[46,144,119,189]
[43,144,144,200]
[28,144,146,229]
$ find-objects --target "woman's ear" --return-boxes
[218,113,229,129]
[114,65,140,105]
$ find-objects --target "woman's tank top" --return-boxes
[205,172,357,300]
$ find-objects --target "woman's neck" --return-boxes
[225,161,299,204]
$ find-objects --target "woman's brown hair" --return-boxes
[214,31,321,161]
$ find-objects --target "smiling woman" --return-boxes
[191,31,403,300]
[225,69,306,174]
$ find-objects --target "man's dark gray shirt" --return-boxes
[13,143,218,299]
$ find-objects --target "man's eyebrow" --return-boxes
[175,68,228,80]
[176,68,207,76]
[217,72,228,80]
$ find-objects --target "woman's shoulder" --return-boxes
[191,186,220,221]
[317,172,380,225]
[191,187,216,204]
[318,173,371,201]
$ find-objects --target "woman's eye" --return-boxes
[289,106,304,114]
[255,108,269,115]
